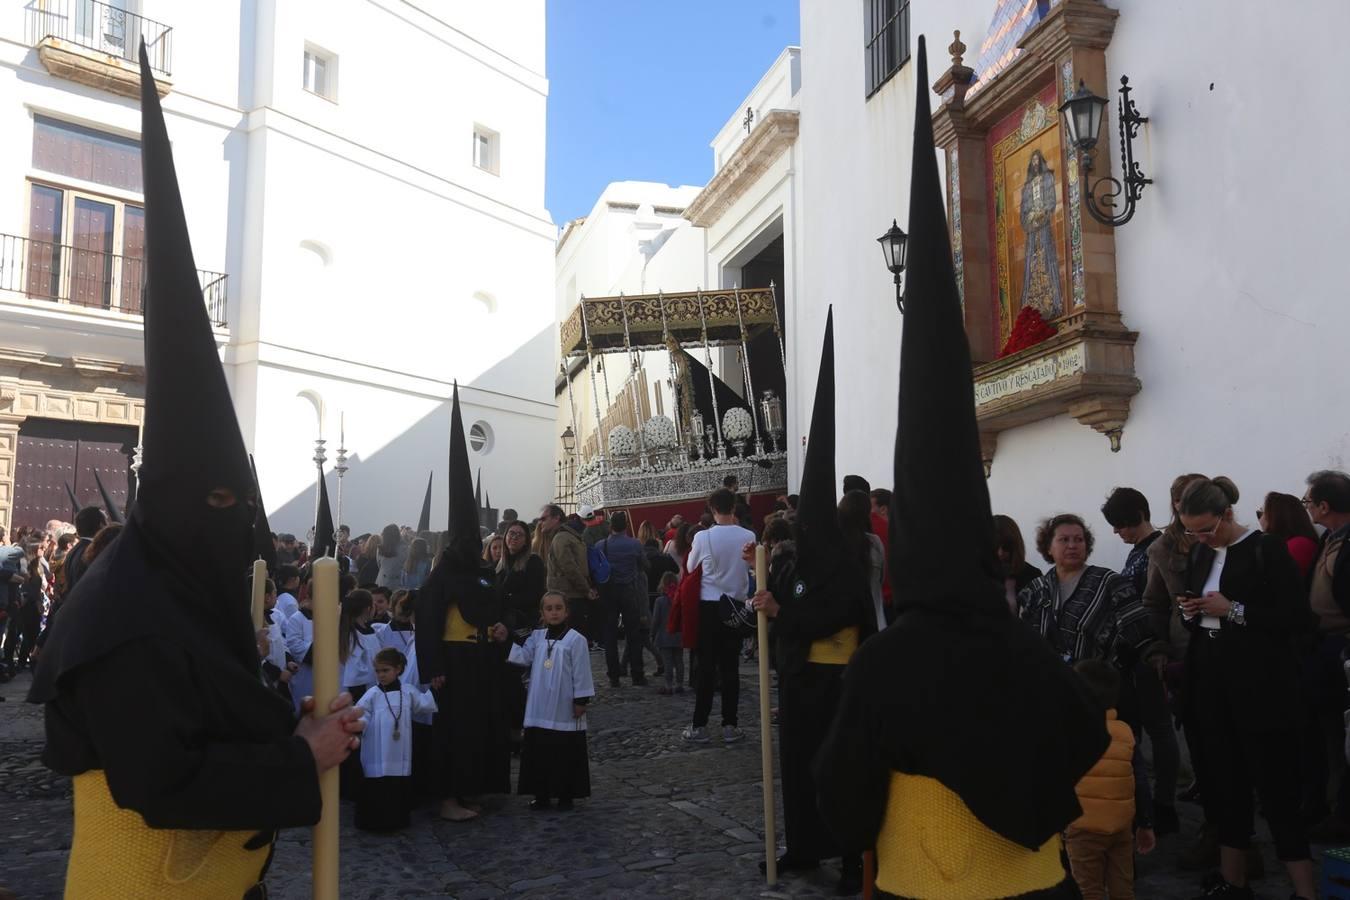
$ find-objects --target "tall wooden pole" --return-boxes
[755,544,777,886]
[310,557,340,899]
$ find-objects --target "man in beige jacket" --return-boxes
[538,504,597,640]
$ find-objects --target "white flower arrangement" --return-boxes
[722,407,754,442]
[607,425,638,457]
[576,457,602,483]
[641,415,678,449]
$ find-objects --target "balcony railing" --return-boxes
[0,233,226,327]
[27,0,173,76]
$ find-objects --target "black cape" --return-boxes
[31,521,320,830]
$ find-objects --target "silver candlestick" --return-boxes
[334,412,347,545]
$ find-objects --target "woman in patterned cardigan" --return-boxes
[1018,513,1167,832]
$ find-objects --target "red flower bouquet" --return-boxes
[998,306,1057,358]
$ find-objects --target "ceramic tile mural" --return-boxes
[950,146,964,308]
[968,0,1061,99]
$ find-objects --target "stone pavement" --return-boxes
[0,651,1327,898]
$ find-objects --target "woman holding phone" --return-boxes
[1177,476,1316,900]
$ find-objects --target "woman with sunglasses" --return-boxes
[1177,477,1316,900]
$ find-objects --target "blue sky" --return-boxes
[545,0,800,226]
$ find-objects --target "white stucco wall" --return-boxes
[796,0,1350,570]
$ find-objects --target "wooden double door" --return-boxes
[11,419,136,532]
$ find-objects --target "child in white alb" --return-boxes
[354,647,438,831]
[491,591,594,810]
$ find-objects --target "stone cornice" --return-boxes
[684,109,798,229]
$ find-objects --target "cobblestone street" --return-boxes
[0,652,1318,898]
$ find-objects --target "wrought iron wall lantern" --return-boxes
[1060,76,1152,227]
[877,220,908,312]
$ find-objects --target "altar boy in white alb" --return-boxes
[493,591,595,810]
[355,648,438,831]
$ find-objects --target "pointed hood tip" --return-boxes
[891,32,1002,610]
[445,383,482,563]
[794,307,840,576]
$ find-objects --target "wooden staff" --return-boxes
[310,557,339,899]
[250,558,267,632]
[755,544,777,886]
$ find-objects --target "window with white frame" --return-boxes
[303,45,337,100]
[472,126,499,175]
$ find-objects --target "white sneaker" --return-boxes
[682,725,710,743]
[722,726,745,744]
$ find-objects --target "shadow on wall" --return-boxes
[260,322,558,536]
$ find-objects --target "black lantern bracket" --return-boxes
[1078,76,1152,227]
[877,219,908,313]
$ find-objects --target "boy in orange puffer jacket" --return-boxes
[1066,660,1155,900]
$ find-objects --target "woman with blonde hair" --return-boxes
[356,534,382,586]
[482,534,504,567]
[637,520,657,547]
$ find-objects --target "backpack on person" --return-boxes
[587,542,611,585]
[0,544,23,579]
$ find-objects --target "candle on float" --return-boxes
[309,557,340,899]
[754,543,777,886]
[250,558,267,632]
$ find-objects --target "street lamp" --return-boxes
[1060,76,1152,227]
[561,425,576,456]
[877,220,908,312]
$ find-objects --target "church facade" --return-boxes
[790,0,1350,568]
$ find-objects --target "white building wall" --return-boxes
[797,0,1350,570]
[0,1,556,536]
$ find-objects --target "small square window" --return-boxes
[303,45,337,101]
[473,126,499,175]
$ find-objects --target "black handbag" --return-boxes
[717,593,756,637]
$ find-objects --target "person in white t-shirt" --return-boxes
[682,488,755,744]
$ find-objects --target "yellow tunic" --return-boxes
[875,772,1064,899]
[66,771,268,899]
[441,602,478,643]
[806,626,859,665]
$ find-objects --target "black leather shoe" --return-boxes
[556,798,574,811]
[529,798,551,812]
[758,854,819,875]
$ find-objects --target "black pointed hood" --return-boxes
[132,43,257,668]
[65,482,81,519]
[417,471,433,533]
[92,470,124,525]
[890,37,1004,620]
[250,455,278,575]
[313,467,335,560]
[794,308,842,579]
[444,384,482,570]
[29,46,263,701]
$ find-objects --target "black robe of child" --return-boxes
[415,557,511,799]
